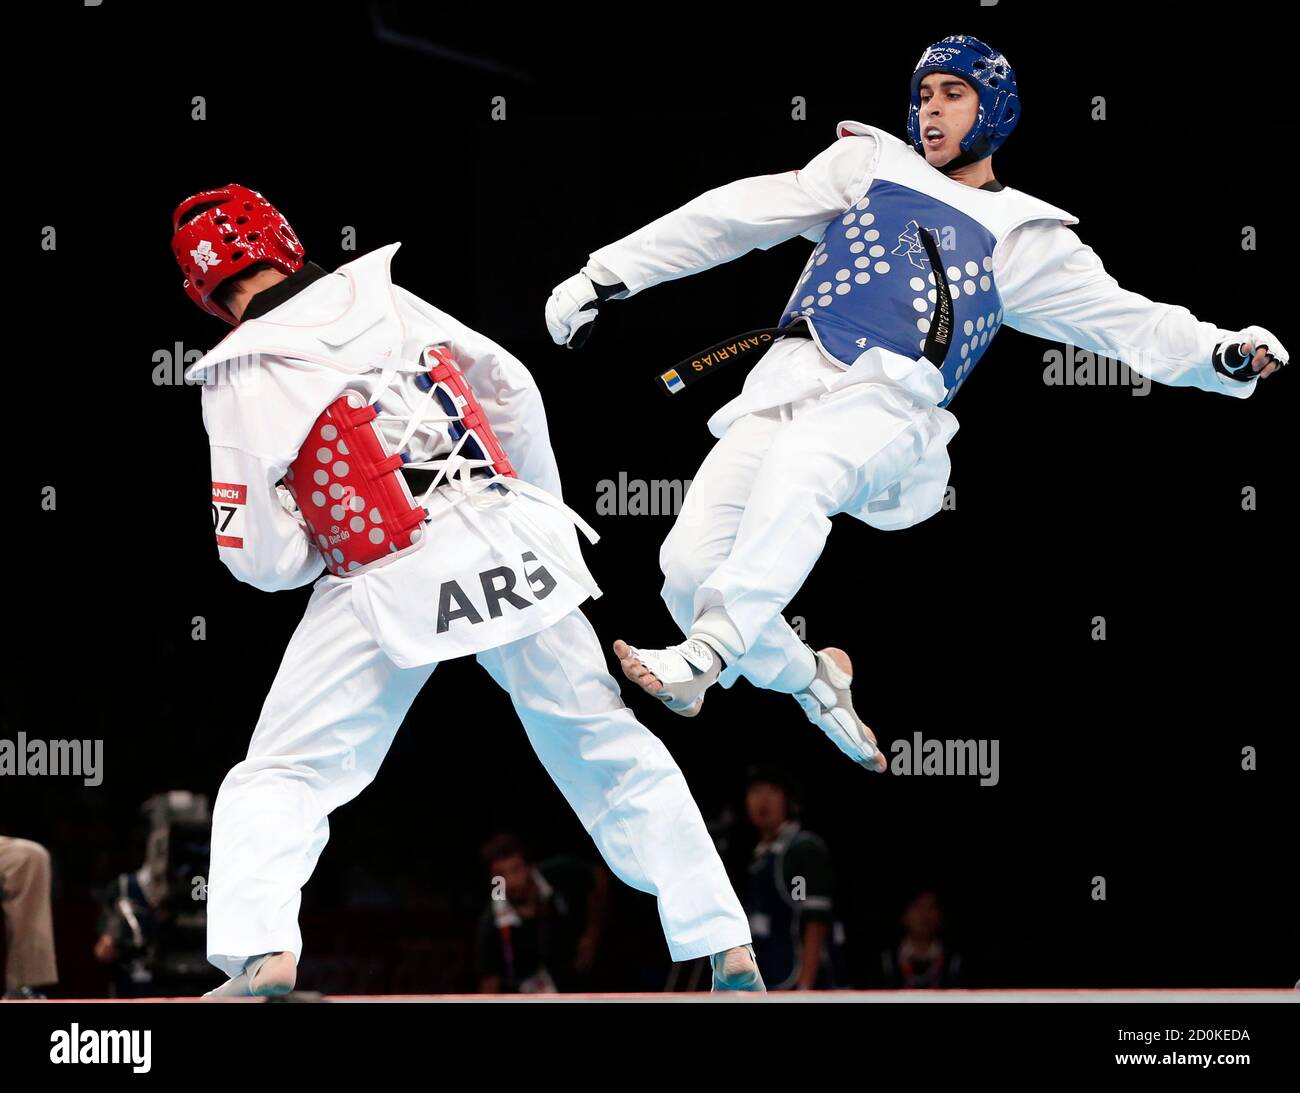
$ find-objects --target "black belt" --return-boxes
[652,326,810,397]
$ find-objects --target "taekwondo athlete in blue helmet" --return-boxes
[546,34,1287,769]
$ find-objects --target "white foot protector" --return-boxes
[793,648,887,772]
[710,944,766,993]
[625,638,721,717]
[202,952,296,998]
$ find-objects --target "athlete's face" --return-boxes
[917,73,981,166]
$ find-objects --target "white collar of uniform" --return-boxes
[836,118,874,139]
[184,242,404,382]
[835,119,1079,229]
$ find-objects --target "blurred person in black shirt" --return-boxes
[475,834,608,994]
[743,768,843,990]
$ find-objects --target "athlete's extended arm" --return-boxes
[996,220,1287,395]
[545,135,879,348]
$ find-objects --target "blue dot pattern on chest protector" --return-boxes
[778,180,1005,407]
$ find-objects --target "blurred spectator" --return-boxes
[475,834,608,994]
[743,768,844,990]
[0,835,59,998]
[880,890,964,988]
[93,792,213,997]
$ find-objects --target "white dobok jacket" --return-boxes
[187,244,599,668]
[588,121,1252,439]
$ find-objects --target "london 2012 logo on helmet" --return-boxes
[922,47,961,66]
[190,240,221,274]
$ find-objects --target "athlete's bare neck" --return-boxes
[938,155,997,189]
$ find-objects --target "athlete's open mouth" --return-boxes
[924,126,945,147]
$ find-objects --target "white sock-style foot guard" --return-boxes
[202,952,297,998]
[618,637,721,717]
[793,647,887,773]
[710,944,766,993]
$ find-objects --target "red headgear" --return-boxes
[171,184,305,324]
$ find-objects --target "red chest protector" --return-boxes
[283,346,516,577]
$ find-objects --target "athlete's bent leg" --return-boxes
[695,384,946,690]
[476,608,753,965]
[206,580,435,986]
[625,408,811,710]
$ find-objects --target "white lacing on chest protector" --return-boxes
[366,353,601,595]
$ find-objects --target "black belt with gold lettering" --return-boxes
[652,224,953,397]
[651,325,810,397]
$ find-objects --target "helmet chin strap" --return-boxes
[936,140,991,176]
[938,150,975,175]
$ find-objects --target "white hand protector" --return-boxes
[793,650,886,773]
[545,271,599,347]
[1213,324,1289,381]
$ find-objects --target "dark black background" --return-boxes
[5,1,1294,996]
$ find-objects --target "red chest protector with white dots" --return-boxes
[283,346,516,577]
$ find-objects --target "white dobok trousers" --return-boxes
[662,339,959,692]
[206,586,751,977]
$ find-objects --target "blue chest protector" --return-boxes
[779,122,1077,408]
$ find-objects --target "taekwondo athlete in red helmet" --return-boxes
[173,184,764,996]
[546,34,1288,769]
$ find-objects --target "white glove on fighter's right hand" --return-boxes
[546,271,600,348]
[1212,324,1289,381]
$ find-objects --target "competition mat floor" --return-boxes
[10,989,1296,1003]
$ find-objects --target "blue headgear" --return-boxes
[907,35,1019,168]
